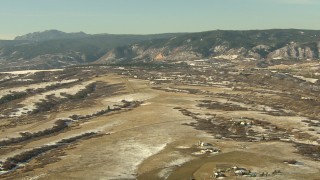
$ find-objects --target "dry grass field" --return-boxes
[0,62,319,180]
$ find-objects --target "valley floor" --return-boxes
[0,63,319,179]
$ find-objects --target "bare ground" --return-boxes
[0,66,319,180]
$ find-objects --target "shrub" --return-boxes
[0,92,27,104]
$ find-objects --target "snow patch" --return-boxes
[158,155,194,179]
[8,81,94,117]
[106,140,168,179]
[0,69,63,75]
[292,75,318,84]
[0,79,79,99]
[103,93,155,103]
[214,55,239,60]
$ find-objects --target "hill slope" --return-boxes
[97,29,320,64]
[14,30,89,41]
[1,29,320,71]
[0,31,181,71]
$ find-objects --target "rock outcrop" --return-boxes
[96,30,320,63]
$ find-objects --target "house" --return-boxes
[232,166,250,176]
[213,171,226,178]
[197,140,213,147]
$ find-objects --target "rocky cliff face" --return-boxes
[97,41,320,64]
[96,45,202,63]
[0,30,183,70]
[1,29,320,70]
[267,43,317,60]
[96,29,320,63]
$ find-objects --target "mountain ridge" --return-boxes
[0,30,182,71]
[96,29,320,64]
[1,29,320,71]
[14,29,89,41]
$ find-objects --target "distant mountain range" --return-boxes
[97,29,320,64]
[0,30,182,70]
[14,30,89,41]
[0,29,319,70]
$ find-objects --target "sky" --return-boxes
[0,0,320,39]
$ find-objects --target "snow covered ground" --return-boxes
[8,81,94,117]
[0,79,79,99]
[0,69,63,75]
[158,154,194,179]
[102,93,156,103]
[292,75,318,84]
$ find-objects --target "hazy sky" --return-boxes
[0,0,320,39]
